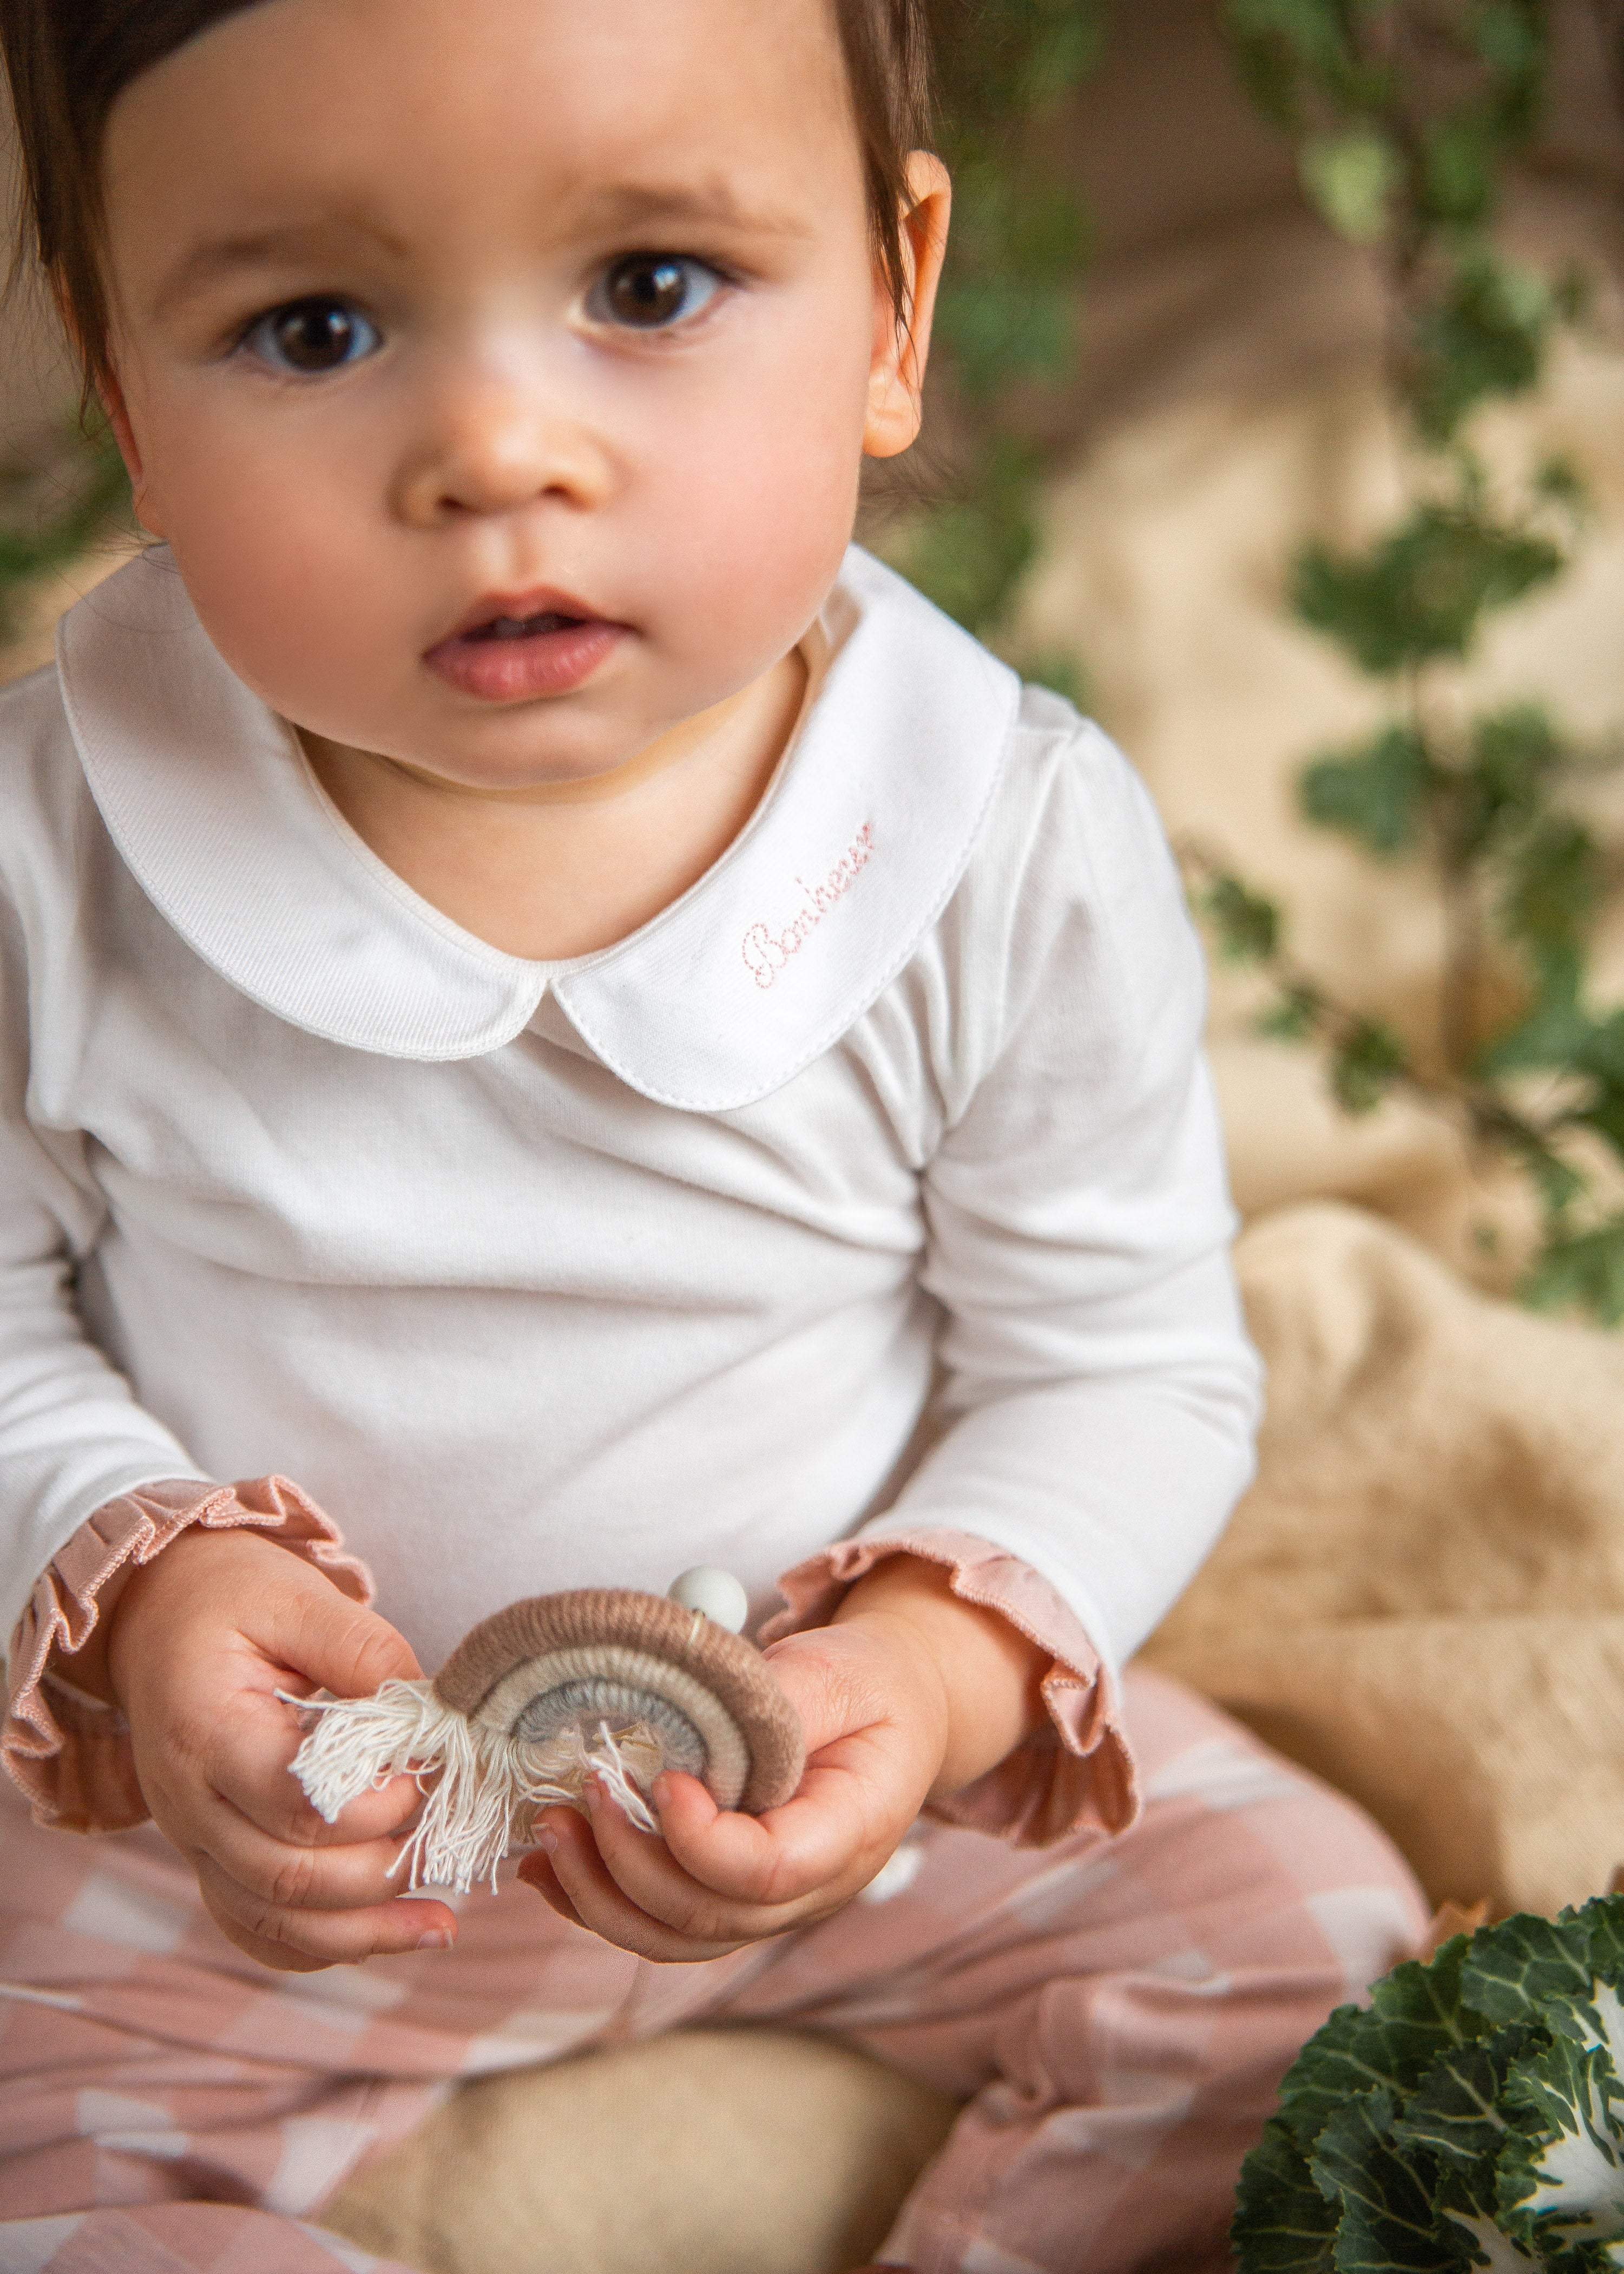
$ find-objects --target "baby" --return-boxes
[0,2,1426,2269]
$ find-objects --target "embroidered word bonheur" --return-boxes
[740,821,875,991]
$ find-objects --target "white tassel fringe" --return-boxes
[279,1680,666,1896]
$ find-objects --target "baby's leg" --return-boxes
[0,1777,641,2273]
[710,1666,1429,2274]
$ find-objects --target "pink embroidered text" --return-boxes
[741,822,875,991]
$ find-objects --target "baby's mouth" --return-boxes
[424,592,628,703]
[464,608,587,643]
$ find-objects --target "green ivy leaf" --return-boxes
[1293,506,1564,674]
[1259,983,1324,1043]
[902,486,1037,635]
[1010,647,1090,709]
[1332,1020,1409,1114]
[1201,873,1284,963]
[1499,817,1599,966]
[1552,265,1593,326]
[1225,0,1357,81]
[1410,256,1554,443]
[1224,0,1398,125]
[911,0,1105,637]
[1300,726,1434,857]
[935,0,1104,121]
[937,273,1078,399]
[0,422,133,634]
[1420,116,1497,229]
[1016,8,1107,106]
[1482,995,1589,1086]
[1448,704,1564,865]
[1534,454,1588,513]
[1522,1220,1624,1325]
[1521,1145,1587,1226]
[1571,1014,1624,1167]
[1470,0,1547,83]
[1301,127,1404,243]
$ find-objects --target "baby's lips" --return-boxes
[422,617,625,702]
[435,579,606,644]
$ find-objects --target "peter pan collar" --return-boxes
[58,543,1018,1111]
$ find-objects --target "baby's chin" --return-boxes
[291,694,723,803]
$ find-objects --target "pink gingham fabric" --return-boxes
[0,1666,1427,2274]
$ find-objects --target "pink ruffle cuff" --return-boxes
[3,1475,373,1832]
[762,1529,1137,1846]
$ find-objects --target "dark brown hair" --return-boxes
[1,0,936,391]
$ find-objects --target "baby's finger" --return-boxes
[525,1806,750,1963]
[581,1779,831,1944]
[515,1847,588,1932]
[196,1792,426,1915]
[206,1694,425,1847]
[650,1760,879,1906]
[194,1854,455,1972]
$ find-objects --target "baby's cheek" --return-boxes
[630,298,870,654]
[135,384,402,699]
[654,428,858,675]
[168,496,417,730]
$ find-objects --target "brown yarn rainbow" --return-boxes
[284,1585,805,1896]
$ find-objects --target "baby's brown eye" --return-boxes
[247,298,380,374]
[594,254,720,330]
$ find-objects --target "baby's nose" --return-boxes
[392,369,616,525]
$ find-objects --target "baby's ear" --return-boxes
[863,153,952,461]
[44,280,147,512]
[95,366,153,521]
[80,340,166,540]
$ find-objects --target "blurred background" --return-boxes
[4,0,1623,1310]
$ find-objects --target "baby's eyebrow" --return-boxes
[150,217,410,320]
[569,178,815,241]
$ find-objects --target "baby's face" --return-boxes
[97,0,937,787]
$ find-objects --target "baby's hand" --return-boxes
[518,1556,1044,1961]
[106,1528,458,1971]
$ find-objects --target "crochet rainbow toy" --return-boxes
[282,1568,805,1897]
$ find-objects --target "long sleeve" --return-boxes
[0,907,215,1660]
[856,711,1262,1678]
[5,1475,372,1830]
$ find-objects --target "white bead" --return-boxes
[668,1566,749,1634]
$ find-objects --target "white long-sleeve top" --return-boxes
[0,544,1259,1675]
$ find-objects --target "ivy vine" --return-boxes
[1188,0,1624,1320]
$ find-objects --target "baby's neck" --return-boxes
[299,650,809,962]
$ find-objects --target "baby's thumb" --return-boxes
[262,1576,424,1702]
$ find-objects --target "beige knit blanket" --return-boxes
[1148,1201,1624,1923]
